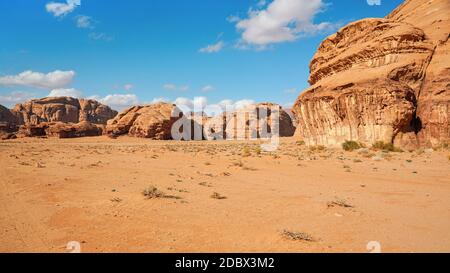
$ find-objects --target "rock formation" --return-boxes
[204,103,295,140]
[0,97,117,138]
[13,97,117,125]
[292,0,449,149]
[106,103,184,139]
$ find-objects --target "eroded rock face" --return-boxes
[106,103,183,139]
[204,103,295,140]
[0,104,19,132]
[292,0,449,148]
[13,97,117,125]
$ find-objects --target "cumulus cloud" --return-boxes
[0,91,37,108]
[48,88,83,98]
[76,15,93,28]
[199,41,224,53]
[90,94,139,111]
[46,0,81,17]
[234,0,337,47]
[0,70,75,89]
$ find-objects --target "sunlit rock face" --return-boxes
[292,0,449,149]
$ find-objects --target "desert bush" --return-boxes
[342,140,362,151]
[296,140,306,146]
[282,230,314,242]
[142,186,180,199]
[142,186,165,199]
[372,141,403,152]
[242,146,251,157]
[210,192,227,199]
[309,145,326,152]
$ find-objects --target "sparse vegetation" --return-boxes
[372,141,403,152]
[342,140,362,151]
[142,186,180,199]
[242,146,251,157]
[210,192,227,199]
[327,198,353,208]
[282,230,315,242]
[309,145,326,152]
[296,140,306,146]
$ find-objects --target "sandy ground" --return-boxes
[0,136,449,253]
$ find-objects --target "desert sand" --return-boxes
[1,136,449,253]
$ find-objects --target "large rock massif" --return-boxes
[0,97,117,139]
[292,0,449,149]
[106,103,183,140]
[204,103,295,140]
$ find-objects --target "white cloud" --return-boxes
[201,85,215,92]
[150,97,169,104]
[234,0,337,46]
[163,83,189,92]
[48,88,83,98]
[76,15,93,29]
[46,0,81,17]
[179,85,190,91]
[163,83,177,91]
[199,41,224,53]
[0,91,37,108]
[88,94,139,111]
[226,15,241,23]
[0,70,75,89]
[89,32,114,42]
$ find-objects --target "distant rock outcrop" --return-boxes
[0,97,117,139]
[106,103,183,139]
[204,103,295,140]
[292,0,449,149]
[13,97,117,125]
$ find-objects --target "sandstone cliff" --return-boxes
[0,97,117,138]
[204,103,295,140]
[292,0,449,149]
[13,97,117,125]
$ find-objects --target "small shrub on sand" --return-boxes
[142,186,165,199]
[210,192,227,200]
[142,186,180,199]
[327,198,353,208]
[254,146,262,155]
[242,146,251,157]
[296,140,306,146]
[342,140,362,152]
[282,230,314,242]
[309,145,326,152]
[372,141,403,152]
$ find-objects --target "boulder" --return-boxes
[106,103,183,139]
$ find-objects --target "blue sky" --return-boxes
[0,0,403,112]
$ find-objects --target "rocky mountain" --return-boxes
[292,0,449,149]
